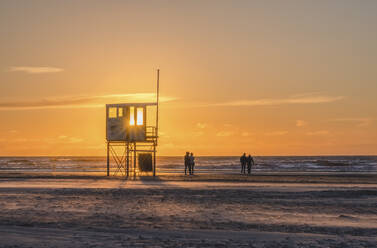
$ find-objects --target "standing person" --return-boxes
[190,152,195,175]
[240,153,247,174]
[247,154,252,175]
[184,152,190,175]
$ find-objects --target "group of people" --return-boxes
[183,152,255,175]
[184,152,195,175]
[240,153,254,175]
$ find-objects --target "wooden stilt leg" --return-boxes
[107,142,110,176]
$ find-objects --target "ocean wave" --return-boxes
[49,157,106,162]
[0,156,376,173]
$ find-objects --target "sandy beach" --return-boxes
[0,173,376,247]
[2,0,377,246]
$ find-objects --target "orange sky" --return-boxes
[0,1,376,156]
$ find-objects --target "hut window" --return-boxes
[137,107,143,125]
[129,107,135,125]
[108,107,117,118]
[118,107,123,117]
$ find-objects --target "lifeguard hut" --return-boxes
[106,70,160,177]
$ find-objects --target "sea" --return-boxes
[0,156,376,174]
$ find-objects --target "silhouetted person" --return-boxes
[247,154,254,175]
[240,153,247,174]
[190,152,195,175]
[184,152,190,175]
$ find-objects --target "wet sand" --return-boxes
[0,173,376,247]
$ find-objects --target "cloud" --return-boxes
[212,94,344,107]
[241,132,251,137]
[158,132,171,138]
[192,131,204,137]
[8,138,41,143]
[296,120,307,127]
[9,66,64,74]
[216,131,234,137]
[265,131,288,136]
[306,130,329,136]
[58,135,83,143]
[0,93,177,110]
[44,135,83,144]
[196,123,207,129]
[330,118,371,127]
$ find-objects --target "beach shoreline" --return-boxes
[0,173,376,247]
[1,171,377,184]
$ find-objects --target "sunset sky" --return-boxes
[0,0,376,156]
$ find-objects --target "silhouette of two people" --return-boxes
[184,152,195,175]
[240,153,254,175]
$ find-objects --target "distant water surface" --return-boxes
[0,156,376,173]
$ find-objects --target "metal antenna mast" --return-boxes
[156,69,160,144]
[152,69,159,177]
